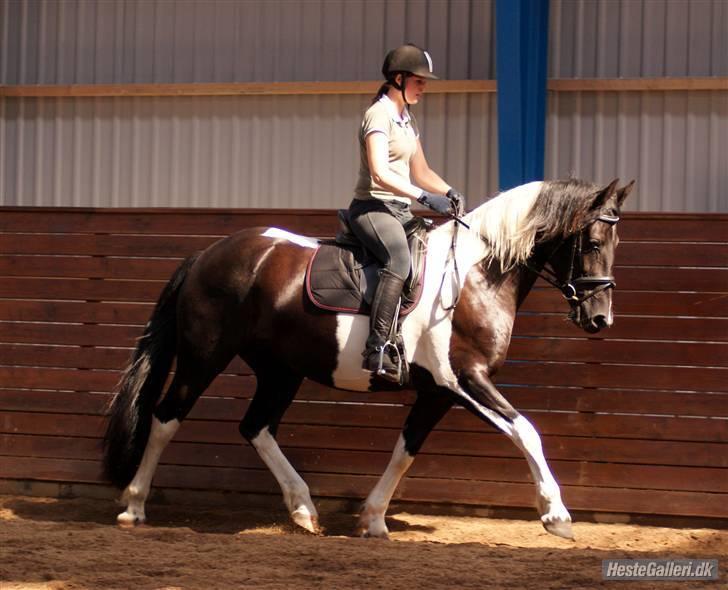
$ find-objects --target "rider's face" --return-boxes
[401,75,427,104]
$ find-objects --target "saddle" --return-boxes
[305,210,432,315]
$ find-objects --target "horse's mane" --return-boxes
[467,178,600,272]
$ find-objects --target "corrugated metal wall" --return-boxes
[547,0,728,212]
[1,0,726,211]
[546,91,728,212]
[0,93,498,208]
[550,0,727,77]
[0,0,496,84]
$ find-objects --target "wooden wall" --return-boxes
[0,208,726,520]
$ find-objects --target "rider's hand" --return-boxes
[417,191,454,216]
[446,188,466,216]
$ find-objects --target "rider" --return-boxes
[348,43,466,383]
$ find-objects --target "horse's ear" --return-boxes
[590,178,619,211]
[616,180,635,207]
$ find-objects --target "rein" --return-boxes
[440,216,462,310]
[525,214,620,304]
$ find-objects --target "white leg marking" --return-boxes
[358,434,414,538]
[251,426,319,532]
[117,417,179,526]
[511,415,572,538]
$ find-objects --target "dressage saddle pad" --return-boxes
[305,213,429,315]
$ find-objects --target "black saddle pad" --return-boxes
[305,241,426,316]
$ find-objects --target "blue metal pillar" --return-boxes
[496,0,550,191]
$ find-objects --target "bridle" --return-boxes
[525,214,620,305]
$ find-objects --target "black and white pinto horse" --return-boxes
[104,178,633,540]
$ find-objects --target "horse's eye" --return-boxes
[587,240,601,252]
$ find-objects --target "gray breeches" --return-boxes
[348,198,414,281]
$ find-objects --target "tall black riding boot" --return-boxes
[363,270,406,383]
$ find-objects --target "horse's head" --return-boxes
[547,179,634,333]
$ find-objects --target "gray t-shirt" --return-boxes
[353,96,420,204]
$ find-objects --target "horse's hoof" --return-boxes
[290,508,320,534]
[543,518,574,540]
[355,519,390,539]
[117,511,146,527]
[362,530,390,540]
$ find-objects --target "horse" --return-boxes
[103,177,633,540]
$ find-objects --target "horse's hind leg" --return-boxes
[117,355,229,525]
[358,392,453,538]
[238,366,318,532]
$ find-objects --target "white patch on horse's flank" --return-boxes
[250,426,318,530]
[118,417,179,525]
[359,434,414,537]
[261,227,318,249]
[331,314,373,391]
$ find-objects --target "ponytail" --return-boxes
[372,82,390,104]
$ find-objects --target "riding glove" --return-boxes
[417,191,454,215]
[446,188,466,215]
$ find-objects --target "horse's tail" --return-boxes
[102,253,199,489]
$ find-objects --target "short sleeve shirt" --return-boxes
[353,95,419,204]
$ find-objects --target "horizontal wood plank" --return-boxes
[2,406,725,444]
[513,315,728,342]
[0,79,497,97]
[0,233,216,257]
[2,434,726,494]
[2,357,721,393]
[0,209,339,236]
[3,291,725,323]
[1,416,724,468]
[3,382,725,420]
[1,456,725,518]
[3,256,727,291]
[523,290,728,317]
[3,334,726,371]
[2,315,724,350]
[1,77,726,97]
[2,209,727,242]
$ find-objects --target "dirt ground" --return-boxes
[0,495,725,590]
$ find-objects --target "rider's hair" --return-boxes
[372,82,390,104]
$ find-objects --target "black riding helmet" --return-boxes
[382,44,438,105]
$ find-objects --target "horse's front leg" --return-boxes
[357,391,453,538]
[456,368,573,539]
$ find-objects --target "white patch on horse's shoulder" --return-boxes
[262,227,319,249]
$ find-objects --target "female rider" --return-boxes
[348,44,465,383]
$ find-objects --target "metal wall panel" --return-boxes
[0,0,496,84]
[545,90,728,212]
[0,94,499,208]
[550,0,728,77]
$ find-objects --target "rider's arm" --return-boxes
[365,131,423,201]
[410,138,451,194]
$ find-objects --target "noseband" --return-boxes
[528,214,620,305]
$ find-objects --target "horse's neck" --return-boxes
[513,239,557,309]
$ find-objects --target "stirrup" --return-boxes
[374,340,402,383]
